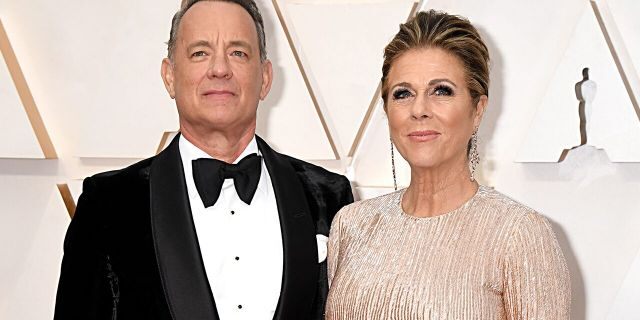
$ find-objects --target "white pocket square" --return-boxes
[316,234,328,263]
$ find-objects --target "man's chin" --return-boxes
[184,117,255,133]
[201,96,237,106]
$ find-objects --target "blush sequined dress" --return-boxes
[325,185,570,319]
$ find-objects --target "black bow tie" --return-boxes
[192,154,262,207]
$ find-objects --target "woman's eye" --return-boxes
[392,89,412,100]
[433,85,453,96]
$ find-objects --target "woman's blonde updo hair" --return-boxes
[381,10,490,106]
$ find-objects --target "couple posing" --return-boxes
[54,0,570,319]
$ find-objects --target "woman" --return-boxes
[325,10,570,319]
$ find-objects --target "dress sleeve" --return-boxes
[503,212,571,320]
[327,205,349,288]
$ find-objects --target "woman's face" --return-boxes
[385,47,487,172]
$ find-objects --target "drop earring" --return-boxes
[390,138,398,191]
[469,129,479,182]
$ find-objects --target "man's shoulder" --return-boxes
[86,156,155,190]
[74,156,157,225]
[257,135,347,181]
[281,154,347,183]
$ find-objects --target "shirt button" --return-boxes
[231,210,235,215]
[235,256,240,261]
[238,305,243,309]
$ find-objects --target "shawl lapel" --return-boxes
[149,134,220,320]
[257,136,319,319]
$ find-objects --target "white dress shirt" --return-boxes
[179,135,283,320]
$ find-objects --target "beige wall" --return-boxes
[1,0,639,319]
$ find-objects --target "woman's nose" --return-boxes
[411,97,432,119]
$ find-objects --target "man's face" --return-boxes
[162,1,272,136]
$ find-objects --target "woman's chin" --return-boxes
[405,158,440,171]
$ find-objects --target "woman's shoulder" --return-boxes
[334,189,402,223]
[475,185,553,232]
[476,185,537,215]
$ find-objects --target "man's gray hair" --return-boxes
[166,0,267,61]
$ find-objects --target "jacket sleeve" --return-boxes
[304,172,354,320]
[54,177,115,320]
[339,176,354,208]
[329,175,354,219]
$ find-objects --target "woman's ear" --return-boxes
[473,95,488,128]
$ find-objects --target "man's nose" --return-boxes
[207,54,232,79]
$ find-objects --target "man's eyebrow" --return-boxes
[185,40,253,52]
[186,40,211,51]
[228,40,253,50]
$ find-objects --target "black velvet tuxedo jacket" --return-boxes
[54,134,354,320]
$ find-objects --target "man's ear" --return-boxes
[473,95,488,129]
[259,59,273,100]
[161,58,176,99]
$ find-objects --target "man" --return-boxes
[53,1,353,319]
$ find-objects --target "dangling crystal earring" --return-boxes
[390,138,398,191]
[469,129,479,182]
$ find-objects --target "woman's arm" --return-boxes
[327,205,350,287]
[503,212,571,319]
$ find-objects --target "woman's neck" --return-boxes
[402,161,478,218]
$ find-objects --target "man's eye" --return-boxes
[191,51,207,57]
[392,88,412,100]
[433,85,453,96]
[231,50,247,57]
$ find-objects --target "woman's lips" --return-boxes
[407,130,440,142]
